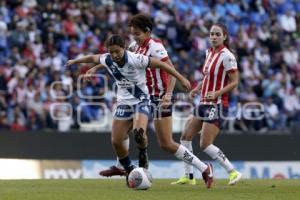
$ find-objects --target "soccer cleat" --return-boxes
[202,163,214,189]
[171,176,197,185]
[138,149,149,169]
[125,165,136,188]
[99,166,127,177]
[228,170,242,185]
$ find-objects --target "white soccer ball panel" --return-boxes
[128,167,152,190]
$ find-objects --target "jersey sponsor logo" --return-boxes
[117,78,134,88]
[155,49,165,56]
[110,65,117,73]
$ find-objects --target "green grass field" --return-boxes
[0,179,299,200]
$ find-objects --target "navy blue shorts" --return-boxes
[150,96,172,119]
[114,100,150,120]
[193,104,228,128]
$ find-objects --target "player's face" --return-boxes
[129,26,148,45]
[107,45,125,63]
[209,25,226,48]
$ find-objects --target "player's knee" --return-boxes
[133,128,145,145]
[111,138,121,147]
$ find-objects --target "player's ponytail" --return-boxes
[105,34,125,49]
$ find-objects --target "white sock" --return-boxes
[204,144,234,173]
[174,144,207,173]
[116,137,130,169]
[180,140,194,177]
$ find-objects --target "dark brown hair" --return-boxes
[128,13,153,33]
[105,34,125,48]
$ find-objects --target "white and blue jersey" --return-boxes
[99,51,151,119]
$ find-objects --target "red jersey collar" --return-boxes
[140,37,151,48]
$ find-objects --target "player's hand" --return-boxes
[161,93,172,108]
[180,78,191,92]
[65,59,76,67]
[189,88,200,98]
[204,91,221,100]
[83,67,97,82]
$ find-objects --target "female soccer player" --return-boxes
[66,34,213,188]
[171,23,242,186]
[100,14,214,188]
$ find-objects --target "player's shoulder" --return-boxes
[149,38,165,49]
[126,50,137,61]
[100,53,112,66]
[127,51,145,62]
[127,51,149,68]
[222,47,235,57]
[128,41,138,52]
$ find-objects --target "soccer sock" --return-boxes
[204,144,234,173]
[116,138,130,169]
[119,155,134,173]
[174,144,207,173]
[181,140,194,179]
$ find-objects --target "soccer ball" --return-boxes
[128,167,153,190]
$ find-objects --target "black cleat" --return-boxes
[125,165,135,188]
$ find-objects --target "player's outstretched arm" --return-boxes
[65,54,101,66]
[150,58,191,91]
[83,64,106,82]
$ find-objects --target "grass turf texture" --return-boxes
[0,179,299,200]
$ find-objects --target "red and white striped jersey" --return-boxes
[129,38,169,97]
[201,45,238,107]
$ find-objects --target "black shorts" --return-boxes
[150,96,172,119]
[193,104,228,128]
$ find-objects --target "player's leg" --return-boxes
[115,134,130,168]
[132,114,149,169]
[132,102,150,169]
[111,118,135,175]
[99,105,134,177]
[153,115,212,188]
[200,105,242,185]
[99,128,131,177]
[171,116,202,185]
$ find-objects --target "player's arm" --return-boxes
[218,70,239,96]
[217,54,239,96]
[164,58,176,97]
[206,70,239,100]
[65,54,101,66]
[189,82,202,98]
[194,82,203,91]
[149,58,191,91]
[83,64,106,82]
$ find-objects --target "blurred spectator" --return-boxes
[0,0,298,133]
[264,97,286,130]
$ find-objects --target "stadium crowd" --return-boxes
[0,0,299,132]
